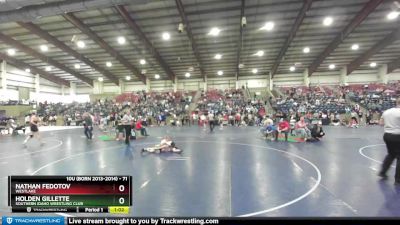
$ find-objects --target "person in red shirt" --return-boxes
[277,118,290,141]
[136,119,149,136]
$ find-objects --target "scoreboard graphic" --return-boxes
[8,176,132,213]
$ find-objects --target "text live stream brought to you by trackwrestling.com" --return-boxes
[3,217,400,225]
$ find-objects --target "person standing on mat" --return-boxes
[208,111,215,132]
[121,111,133,145]
[379,98,400,185]
[23,112,44,147]
[82,112,93,140]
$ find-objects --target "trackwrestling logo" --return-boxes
[1,217,64,225]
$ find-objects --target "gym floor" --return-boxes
[0,125,399,217]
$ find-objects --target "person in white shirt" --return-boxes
[208,112,215,132]
[228,114,234,126]
[49,116,54,126]
[121,111,133,145]
[25,115,30,125]
[192,113,199,125]
[379,98,400,185]
[355,104,360,112]
[200,114,207,127]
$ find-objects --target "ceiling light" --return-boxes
[74,64,81,69]
[162,32,170,40]
[141,69,147,74]
[155,74,160,79]
[178,23,184,33]
[323,17,333,26]
[238,63,244,68]
[98,77,104,82]
[303,47,310,53]
[370,62,377,68]
[387,11,399,20]
[217,70,223,76]
[140,59,146,65]
[329,64,336,70]
[252,68,258,74]
[117,36,126,45]
[260,21,274,31]
[254,50,264,57]
[185,72,191,78]
[76,40,85,48]
[106,62,112,67]
[45,66,52,71]
[25,68,31,73]
[289,66,296,72]
[7,48,16,56]
[214,54,222,60]
[208,27,221,36]
[188,66,194,71]
[351,44,359,50]
[40,45,48,52]
[126,76,131,81]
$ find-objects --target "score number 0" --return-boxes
[118,185,125,205]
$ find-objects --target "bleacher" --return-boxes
[346,82,400,111]
[197,89,246,112]
[273,86,350,114]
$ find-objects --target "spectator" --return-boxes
[295,116,311,141]
[349,117,359,128]
[82,112,93,140]
[311,122,325,141]
[277,118,290,141]
[136,119,149,136]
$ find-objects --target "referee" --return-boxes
[379,98,400,185]
[121,111,133,145]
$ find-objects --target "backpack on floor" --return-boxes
[118,132,124,140]
[130,129,136,140]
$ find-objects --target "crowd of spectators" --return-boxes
[271,86,357,126]
[0,99,34,106]
[1,83,399,139]
[27,90,194,127]
[193,89,266,127]
[0,90,195,136]
[344,82,400,124]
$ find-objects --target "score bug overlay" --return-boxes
[8,176,132,213]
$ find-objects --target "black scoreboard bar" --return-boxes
[8,175,132,213]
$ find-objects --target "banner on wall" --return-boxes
[18,87,30,100]
[0,89,19,101]
[30,92,90,103]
